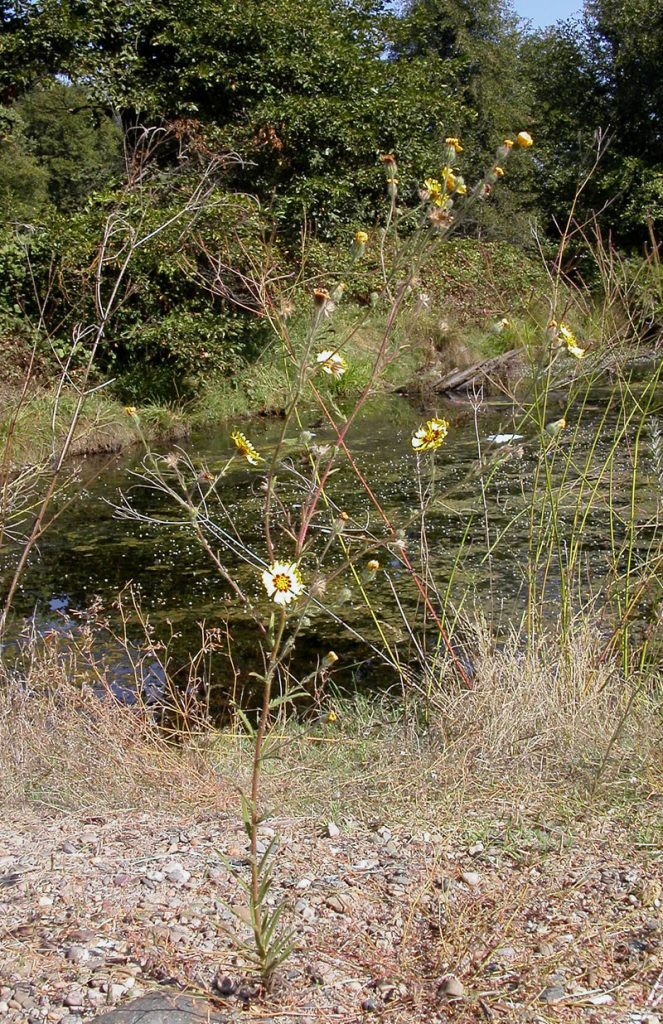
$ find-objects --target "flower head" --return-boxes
[124,406,138,417]
[455,180,467,195]
[516,131,533,148]
[428,207,454,230]
[442,167,456,190]
[313,287,331,307]
[411,417,449,452]
[380,153,397,168]
[262,561,303,606]
[494,166,505,178]
[366,559,380,572]
[231,430,263,465]
[566,343,586,359]
[326,709,338,723]
[316,349,348,378]
[445,137,463,153]
[423,176,442,196]
[545,417,567,437]
[503,139,514,150]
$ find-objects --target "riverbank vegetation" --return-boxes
[1,0,662,1010]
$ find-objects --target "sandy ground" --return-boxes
[1,806,661,1023]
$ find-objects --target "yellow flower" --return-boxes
[366,559,380,572]
[503,139,514,149]
[445,137,463,153]
[516,131,533,148]
[558,323,577,345]
[316,350,348,378]
[442,167,456,190]
[411,417,449,452]
[326,710,338,723]
[262,561,303,606]
[354,230,368,246]
[323,650,339,668]
[124,406,138,417]
[494,166,505,177]
[455,181,467,195]
[423,176,442,196]
[231,430,263,465]
[566,343,586,359]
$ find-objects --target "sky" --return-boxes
[514,0,582,29]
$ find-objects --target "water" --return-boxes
[3,392,661,708]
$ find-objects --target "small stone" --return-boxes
[539,985,566,1004]
[468,841,484,856]
[325,893,353,914]
[296,878,312,890]
[326,822,340,838]
[164,862,190,885]
[461,871,480,887]
[294,899,310,915]
[39,896,54,907]
[212,975,235,997]
[65,946,90,964]
[588,993,614,1006]
[361,997,379,1012]
[438,976,464,999]
[108,985,125,1004]
[0,1001,8,1014]
[64,989,85,1009]
[536,941,555,956]
[61,841,77,855]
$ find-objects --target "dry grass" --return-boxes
[2,620,658,844]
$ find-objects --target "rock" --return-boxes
[88,992,228,1022]
[461,871,480,887]
[438,975,464,999]
[64,946,90,964]
[325,893,353,915]
[539,985,566,1004]
[164,863,190,885]
[326,822,340,838]
[468,841,484,856]
[61,842,77,855]
[64,989,85,1009]
[212,975,235,997]
[10,991,38,1011]
[587,993,614,1006]
[39,896,54,907]
[361,997,379,1012]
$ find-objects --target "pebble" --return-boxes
[438,976,465,999]
[64,989,85,1009]
[468,841,484,856]
[64,946,90,964]
[587,993,614,1006]
[539,985,566,1004]
[461,871,480,887]
[326,822,340,838]
[164,862,190,885]
[325,893,353,914]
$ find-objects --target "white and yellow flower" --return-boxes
[316,349,348,378]
[262,561,304,606]
[411,417,449,452]
[516,131,534,148]
[231,430,263,465]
